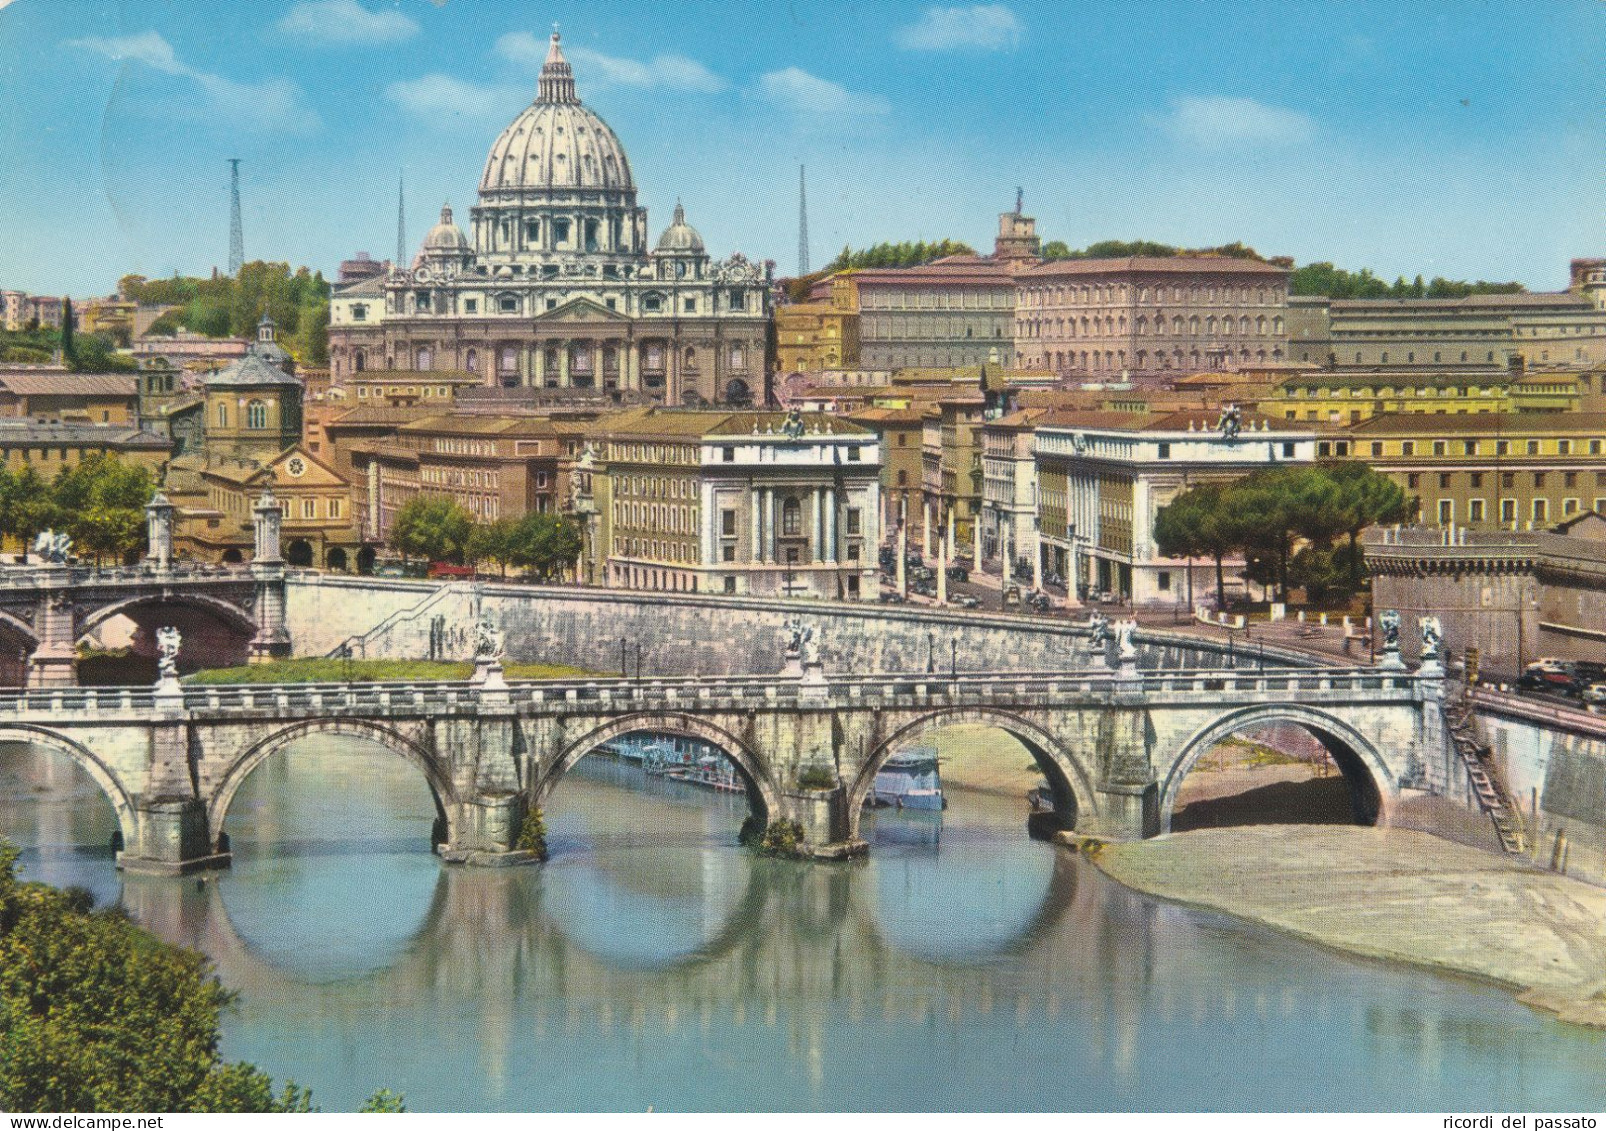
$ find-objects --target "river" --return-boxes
[4,735,1604,1112]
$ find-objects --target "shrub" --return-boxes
[757,819,808,859]
[515,807,548,860]
[795,765,836,791]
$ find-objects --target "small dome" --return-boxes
[423,204,469,252]
[655,201,704,253]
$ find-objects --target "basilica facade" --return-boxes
[328,32,772,407]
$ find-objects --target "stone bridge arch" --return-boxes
[1158,702,1398,834]
[0,723,139,849]
[848,707,1099,841]
[0,611,38,685]
[539,712,782,829]
[207,718,456,852]
[80,593,258,674]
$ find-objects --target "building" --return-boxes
[1261,367,1583,425]
[1291,263,1606,372]
[1342,412,1606,532]
[1034,409,1317,604]
[1366,511,1606,679]
[327,32,771,407]
[201,317,303,463]
[980,406,1053,579]
[591,409,881,599]
[0,370,138,423]
[845,405,928,545]
[1,291,26,332]
[1014,256,1293,378]
[346,413,563,545]
[774,274,859,374]
[171,446,359,568]
[0,420,171,477]
[331,369,482,407]
[338,252,389,286]
[132,329,250,371]
[80,298,136,345]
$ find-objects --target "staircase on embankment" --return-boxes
[1443,686,1526,854]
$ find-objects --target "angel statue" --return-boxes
[1086,610,1112,649]
[1419,615,1443,661]
[782,407,806,441]
[801,626,821,667]
[1216,403,1243,441]
[474,616,505,662]
[155,626,182,681]
[1379,608,1400,650]
[781,616,805,657]
[1114,619,1139,662]
[32,530,72,565]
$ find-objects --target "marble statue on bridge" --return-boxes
[1115,619,1139,665]
[475,616,505,662]
[155,626,181,681]
[31,530,71,565]
[1419,615,1443,662]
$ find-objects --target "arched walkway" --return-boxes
[286,540,314,568]
[847,707,1098,841]
[207,719,455,851]
[326,547,349,572]
[0,724,139,848]
[540,712,781,829]
[1158,704,1394,834]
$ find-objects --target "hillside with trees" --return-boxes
[121,261,332,364]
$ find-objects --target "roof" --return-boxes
[1276,371,1521,390]
[1036,407,1299,434]
[205,351,300,388]
[346,370,481,383]
[334,275,387,298]
[326,405,437,427]
[1023,256,1290,279]
[600,408,871,439]
[396,414,557,438]
[0,421,171,447]
[1329,292,1588,311]
[1346,411,1606,435]
[0,373,138,397]
[846,406,926,425]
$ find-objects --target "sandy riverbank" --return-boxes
[1087,825,1606,1028]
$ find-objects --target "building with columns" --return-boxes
[328,31,771,408]
[1033,409,1316,605]
[590,409,881,600]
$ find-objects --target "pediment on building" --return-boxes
[534,297,629,324]
[264,444,351,489]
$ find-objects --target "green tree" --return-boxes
[51,454,155,565]
[506,512,583,581]
[467,517,516,576]
[0,842,315,1112]
[1153,482,1240,610]
[1326,461,1410,591]
[59,296,74,363]
[0,465,60,561]
[390,496,474,564]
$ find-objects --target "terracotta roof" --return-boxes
[0,373,137,397]
[0,420,170,447]
[1023,256,1290,278]
[1346,412,1606,435]
[1036,407,1300,433]
[1330,292,1587,310]
[398,414,557,438]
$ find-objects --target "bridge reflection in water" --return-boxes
[8,736,1606,1112]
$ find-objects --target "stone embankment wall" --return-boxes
[284,575,1322,677]
[1475,693,1606,874]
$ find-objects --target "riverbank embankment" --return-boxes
[1087,825,1606,1028]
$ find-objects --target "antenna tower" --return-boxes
[396,170,406,273]
[797,164,810,277]
[227,159,244,276]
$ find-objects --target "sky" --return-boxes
[0,0,1601,296]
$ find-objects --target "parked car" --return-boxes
[428,562,476,580]
[878,591,906,604]
[954,594,981,609]
[1519,664,1583,697]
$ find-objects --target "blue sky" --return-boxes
[0,0,1600,296]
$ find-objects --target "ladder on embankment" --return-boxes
[1443,687,1526,855]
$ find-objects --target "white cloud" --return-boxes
[276,0,419,46]
[895,5,1022,51]
[758,67,889,118]
[1159,95,1316,147]
[385,73,522,125]
[65,30,319,132]
[494,32,725,92]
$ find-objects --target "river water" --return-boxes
[4,736,1605,1113]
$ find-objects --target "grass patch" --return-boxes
[184,658,594,685]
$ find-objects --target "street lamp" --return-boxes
[927,631,936,674]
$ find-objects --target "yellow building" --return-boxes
[775,274,860,373]
[175,445,359,567]
[1342,412,1606,531]
[0,420,170,476]
[0,372,139,423]
[1262,368,1581,425]
[203,318,303,463]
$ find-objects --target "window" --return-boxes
[1432,441,1446,456]
[1470,472,1483,488]
[1534,472,1547,489]
[1501,471,1514,489]
[1407,473,1420,489]
[724,577,737,594]
[1437,500,1452,525]
[1564,498,1580,516]
[683,297,697,313]
[721,445,735,463]
[1559,440,1572,456]
[1401,442,1415,456]
[1495,440,1509,456]
[1463,440,1477,455]
[643,296,662,312]
[216,402,228,428]
[1565,471,1577,488]
[553,219,570,244]
[721,509,737,537]
[847,446,861,462]
[246,400,267,429]
[1157,442,1171,459]
[1317,442,1331,458]
[722,544,736,562]
[847,508,862,535]
[1281,442,1295,458]
[329,498,342,519]
[1438,473,1451,489]
[1371,442,1383,458]
[1157,571,1171,592]
[464,299,478,314]
[781,497,802,536]
[1592,440,1603,455]
[1500,499,1516,524]
[498,294,518,313]
[1533,499,1548,524]
[351,304,367,322]
[1527,440,1540,455]
[302,499,316,519]
[1469,499,1485,523]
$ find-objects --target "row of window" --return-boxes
[1031,347,1283,370]
[432,438,498,457]
[859,289,1011,311]
[1378,438,1605,458]
[421,466,502,490]
[1431,497,1599,525]
[1021,314,1284,339]
[216,401,272,430]
[1020,283,1280,307]
[614,501,697,535]
[1406,470,1606,490]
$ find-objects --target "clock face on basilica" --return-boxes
[286,457,306,477]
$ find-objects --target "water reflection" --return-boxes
[7,738,1606,1112]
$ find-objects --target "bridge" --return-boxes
[0,492,289,687]
[0,657,1451,875]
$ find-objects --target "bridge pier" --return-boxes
[440,791,539,866]
[119,798,231,876]
[28,578,79,688]
[786,786,865,860]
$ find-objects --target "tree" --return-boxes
[390,496,474,564]
[506,512,583,581]
[59,296,74,363]
[0,465,60,561]
[50,454,155,565]
[1154,483,1239,610]
[467,518,516,576]
[0,841,315,1112]
[1326,461,1410,591]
